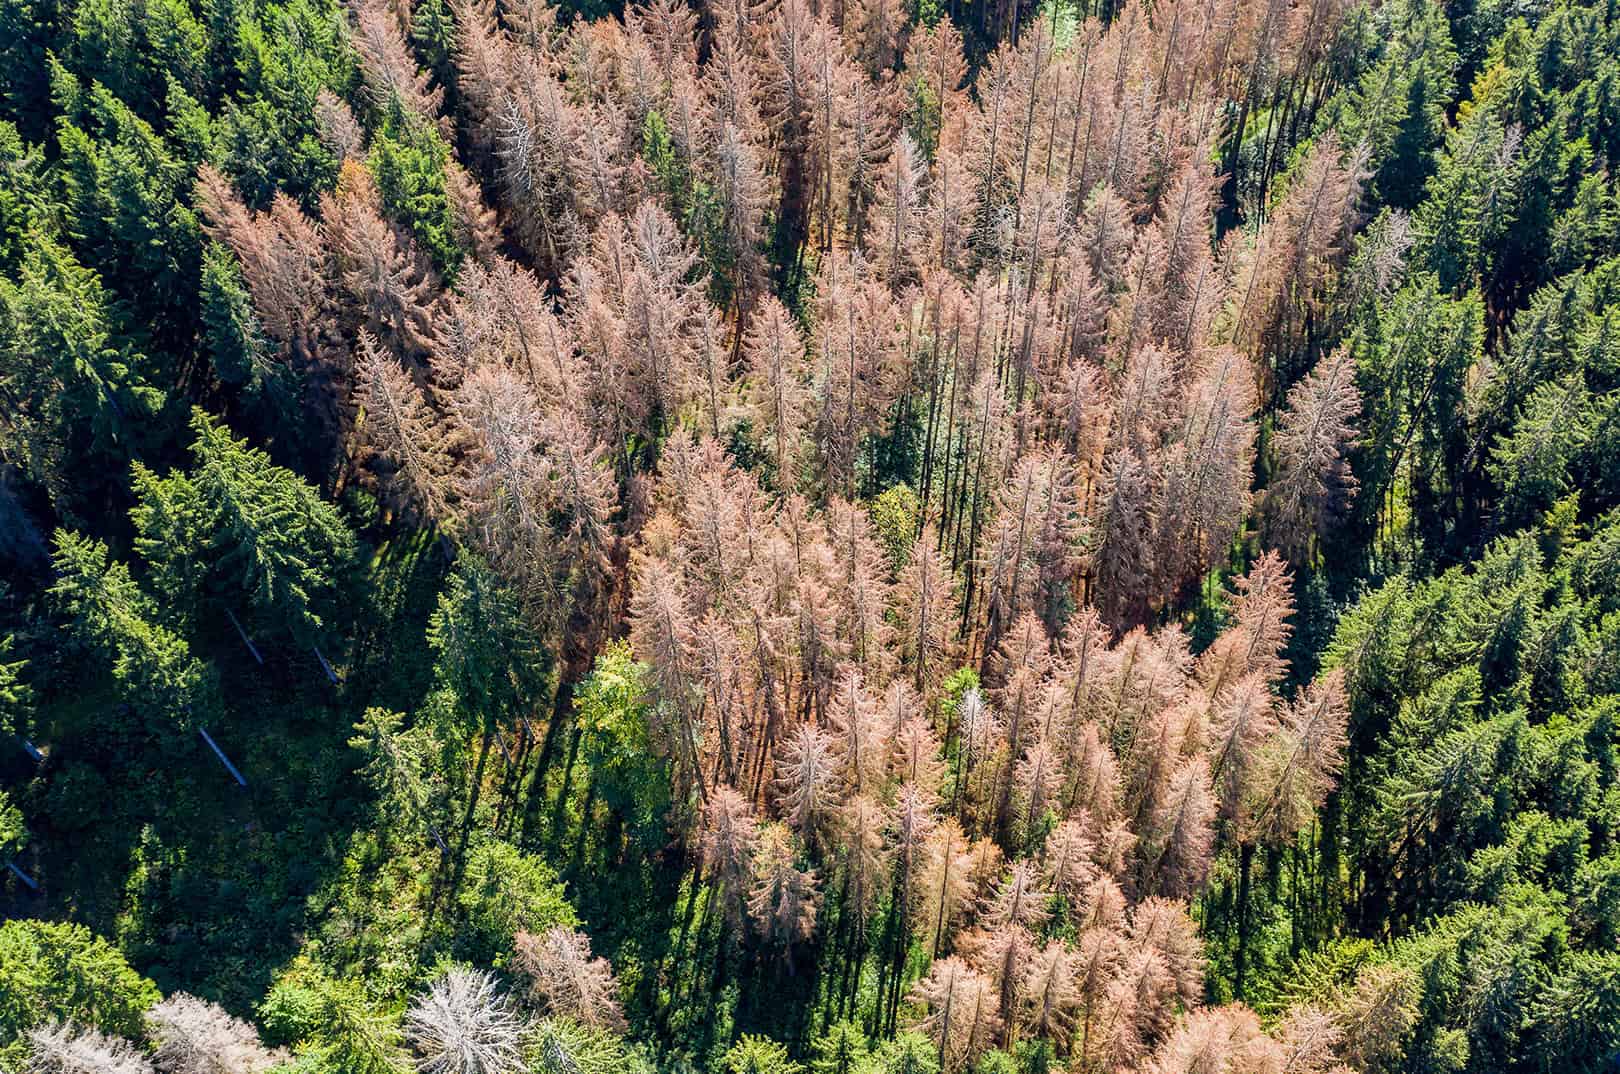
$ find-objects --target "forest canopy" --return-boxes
[1,0,1619,1069]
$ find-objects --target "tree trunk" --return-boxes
[1234,840,1255,1000]
[449,721,494,901]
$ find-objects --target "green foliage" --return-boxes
[530,1017,656,1074]
[573,641,671,842]
[0,120,49,270]
[409,0,456,95]
[49,529,216,732]
[1529,950,1620,1069]
[972,1050,1017,1074]
[1476,260,1620,532]
[164,76,215,164]
[370,104,460,280]
[1488,376,1597,526]
[261,963,408,1074]
[198,236,299,437]
[811,1020,869,1074]
[1387,888,1570,1072]
[0,918,159,1059]
[69,0,206,118]
[870,484,921,572]
[349,707,435,837]
[217,0,356,205]
[133,408,356,641]
[860,1032,939,1074]
[0,631,32,731]
[1413,1,1620,302]
[1315,0,1457,210]
[457,839,578,963]
[200,240,270,387]
[725,1034,804,1074]
[642,108,733,306]
[1347,273,1483,563]
[938,667,979,713]
[0,0,58,139]
[1331,0,1620,575]
[0,228,164,523]
[1317,508,1620,1071]
[0,789,24,860]
[55,79,203,349]
[1416,107,1523,292]
[901,71,944,163]
[1,0,1619,1071]
[427,558,548,725]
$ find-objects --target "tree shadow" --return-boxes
[4,530,447,1016]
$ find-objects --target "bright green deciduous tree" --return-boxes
[574,641,671,845]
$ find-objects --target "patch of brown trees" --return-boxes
[190,0,1384,1064]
